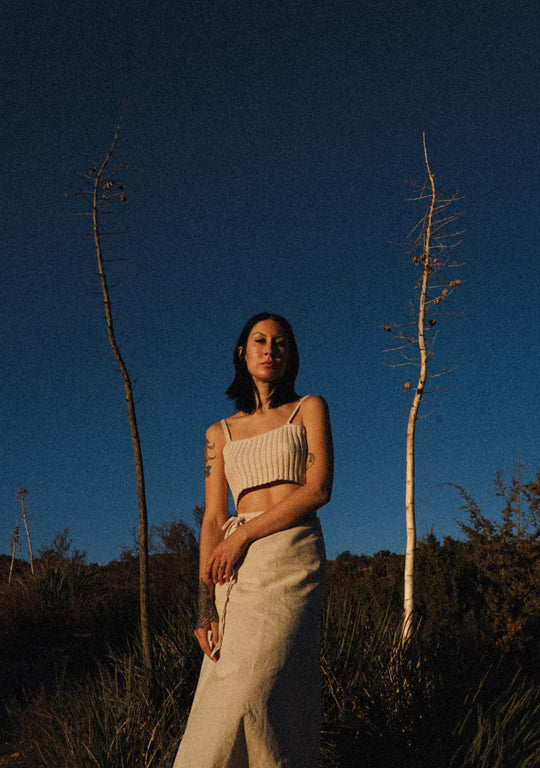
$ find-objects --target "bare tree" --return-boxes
[384,135,464,645]
[68,104,154,681]
[17,487,34,576]
[8,522,20,584]
[515,450,522,540]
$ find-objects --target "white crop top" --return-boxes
[221,396,310,508]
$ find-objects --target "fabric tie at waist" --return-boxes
[210,511,265,658]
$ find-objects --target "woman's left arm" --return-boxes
[206,395,333,583]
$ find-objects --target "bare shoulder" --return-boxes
[227,410,247,423]
[300,395,330,420]
[205,420,227,448]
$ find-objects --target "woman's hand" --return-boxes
[205,528,250,584]
[194,621,220,662]
[194,578,220,662]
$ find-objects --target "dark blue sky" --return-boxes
[2,0,539,564]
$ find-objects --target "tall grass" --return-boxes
[10,606,199,768]
[449,671,540,768]
[319,588,540,767]
[10,588,540,768]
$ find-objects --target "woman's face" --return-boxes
[241,319,289,384]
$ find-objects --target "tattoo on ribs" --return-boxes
[204,438,216,478]
[306,452,315,470]
[196,578,219,629]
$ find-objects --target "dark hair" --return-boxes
[225,312,300,413]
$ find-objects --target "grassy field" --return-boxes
[1,554,538,767]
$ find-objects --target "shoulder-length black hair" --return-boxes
[225,312,300,413]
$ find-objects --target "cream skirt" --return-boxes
[173,512,326,768]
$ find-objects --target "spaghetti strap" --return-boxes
[220,418,232,441]
[287,395,310,424]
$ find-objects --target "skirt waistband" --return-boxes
[221,510,265,538]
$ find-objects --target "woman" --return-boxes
[174,312,333,768]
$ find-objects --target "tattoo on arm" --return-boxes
[204,438,216,478]
[306,452,315,471]
[196,578,219,629]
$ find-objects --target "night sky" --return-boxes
[2,0,539,564]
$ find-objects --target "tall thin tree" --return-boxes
[17,487,34,576]
[8,522,20,584]
[385,135,464,645]
[69,104,154,681]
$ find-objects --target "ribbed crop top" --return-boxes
[221,396,310,508]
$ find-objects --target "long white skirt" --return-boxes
[173,512,326,768]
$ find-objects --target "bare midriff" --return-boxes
[236,481,305,517]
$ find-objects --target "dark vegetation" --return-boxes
[0,471,538,767]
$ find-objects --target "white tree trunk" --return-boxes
[401,136,435,646]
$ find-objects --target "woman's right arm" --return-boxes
[194,421,229,661]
